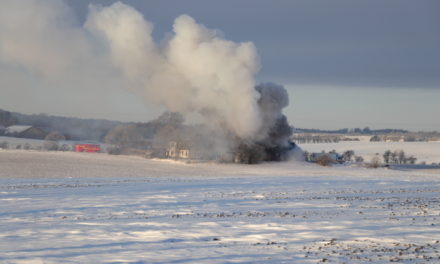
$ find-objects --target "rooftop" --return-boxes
[5,125,33,134]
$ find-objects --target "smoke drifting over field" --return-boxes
[0,1,294,162]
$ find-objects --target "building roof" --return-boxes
[5,125,33,134]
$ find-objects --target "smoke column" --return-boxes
[85,2,262,138]
[0,1,294,158]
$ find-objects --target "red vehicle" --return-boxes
[75,144,101,153]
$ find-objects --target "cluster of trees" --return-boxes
[0,110,18,127]
[382,150,417,165]
[42,131,70,151]
[293,134,341,144]
[340,150,364,163]
[0,131,71,151]
[0,141,32,150]
[295,127,408,135]
[0,109,122,141]
[304,148,419,168]
[104,112,185,154]
[370,133,440,142]
[303,149,364,166]
[367,150,417,168]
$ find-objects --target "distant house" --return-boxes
[5,125,47,139]
[165,141,207,160]
[166,141,191,159]
[306,152,343,164]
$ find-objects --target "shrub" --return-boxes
[23,143,31,150]
[317,154,333,166]
[370,135,380,142]
[104,125,142,148]
[369,156,381,168]
[43,140,59,151]
[354,156,364,163]
[107,146,122,155]
[0,141,9,149]
[59,144,70,151]
[45,131,66,141]
[342,150,355,162]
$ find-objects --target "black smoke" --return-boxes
[233,83,295,163]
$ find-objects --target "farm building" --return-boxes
[305,152,343,164]
[166,141,192,159]
[5,125,47,139]
[165,141,216,160]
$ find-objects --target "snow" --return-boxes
[1,149,440,263]
[300,141,440,164]
[4,125,33,134]
[0,136,46,149]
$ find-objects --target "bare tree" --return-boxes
[370,135,380,142]
[342,150,355,162]
[317,154,333,166]
[391,151,399,164]
[397,150,406,164]
[59,144,70,151]
[43,140,59,151]
[303,151,310,162]
[370,155,381,168]
[383,150,392,164]
[0,141,9,149]
[43,131,65,151]
[235,143,266,164]
[104,124,143,148]
[406,156,417,165]
[0,110,17,127]
[45,131,66,141]
[354,156,364,163]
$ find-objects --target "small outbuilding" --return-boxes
[306,152,343,164]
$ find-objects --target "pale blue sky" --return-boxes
[285,85,440,131]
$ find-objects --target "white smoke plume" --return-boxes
[0,0,262,138]
[0,1,293,158]
[85,2,262,138]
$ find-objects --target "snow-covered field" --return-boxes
[0,136,47,149]
[0,136,105,151]
[1,150,440,263]
[300,141,440,164]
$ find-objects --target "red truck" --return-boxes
[75,144,101,153]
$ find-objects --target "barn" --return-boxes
[5,125,47,139]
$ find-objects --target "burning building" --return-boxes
[0,1,300,163]
[148,82,296,164]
